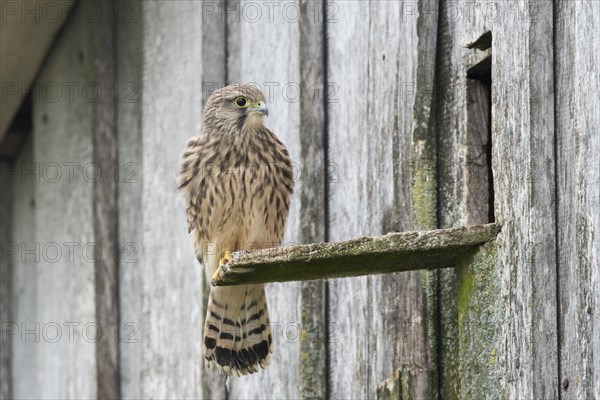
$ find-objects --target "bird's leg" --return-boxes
[211,250,232,285]
[219,250,232,267]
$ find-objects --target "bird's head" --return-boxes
[203,84,269,133]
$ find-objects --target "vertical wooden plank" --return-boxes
[33,3,98,395]
[225,1,327,397]
[411,3,441,398]
[434,1,493,397]
[0,160,13,400]
[90,2,119,398]
[297,1,328,397]
[555,2,600,398]
[139,1,204,398]
[4,139,40,399]
[454,241,502,398]
[434,9,463,395]
[24,2,119,395]
[202,0,227,93]
[200,2,229,398]
[493,1,558,397]
[327,1,438,397]
[116,0,143,398]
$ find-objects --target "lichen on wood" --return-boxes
[213,224,500,286]
[455,242,504,398]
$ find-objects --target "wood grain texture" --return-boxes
[5,139,39,399]
[493,1,559,397]
[33,5,98,395]
[116,0,144,398]
[5,1,598,398]
[434,2,494,397]
[410,1,441,397]
[140,1,204,398]
[555,2,600,398]
[327,1,438,397]
[199,1,229,398]
[214,224,500,285]
[0,159,13,400]
[436,1,492,229]
[455,241,502,398]
[90,2,119,398]
[297,1,328,397]
[224,0,327,397]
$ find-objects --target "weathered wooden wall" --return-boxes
[435,0,495,398]
[116,1,143,397]
[3,138,35,400]
[225,0,327,398]
[4,2,118,398]
[494,2,559,398]
[0,145,15,400]
[555,2,600,398]
[133,1,205,398]
[327,1,438,398]
[2,0,599,399]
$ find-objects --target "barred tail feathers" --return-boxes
[203,284,272,376]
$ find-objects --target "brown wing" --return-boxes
[177,134,211,235]
[262,128,295,240]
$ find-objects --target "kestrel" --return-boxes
[177,84,294,376]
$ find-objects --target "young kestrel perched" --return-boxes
[178,84,294,376]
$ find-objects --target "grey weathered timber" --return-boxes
[90,2,119,398]
[0,0,74,140]
[376,368,424,400]
[555,2,600,398]
[225,0,327,397]
[32,4,100,395]
[0,158,13,400]
[199,1,229,398]
[327,1,438,397]
[493,1,559,398]
[454,241,501,398]
[116,0,143,398]
[214,224,499,285]
[433,6,462,395]
[435,2,494,397]
[5,139,39,400]
[138,1,204,398]
[4,0,600,397]
[410,1,441,397]
[297,1,328,396]
[202,0,227,103]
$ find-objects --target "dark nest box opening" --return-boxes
[466,31,495,223]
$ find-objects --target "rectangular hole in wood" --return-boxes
[466,33,495,223]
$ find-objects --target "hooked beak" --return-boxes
[252,101,269,117]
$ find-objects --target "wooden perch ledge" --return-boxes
[213,223,500,286]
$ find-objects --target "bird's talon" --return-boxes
[219,250,232,268]
[211,251,232,286]
[211,267,221,286]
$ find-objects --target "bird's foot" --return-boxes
[211,250,232,286]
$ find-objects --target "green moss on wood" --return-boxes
[411,94,439,398]
[377,368,424,400]
[439,269,461,400]
[456,263,475,326]
[411,158,438,230]
[299,280,326,399]
[455,242,503,399]
[214,224,500,286]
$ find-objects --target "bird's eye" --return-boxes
[234,97,249,108]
